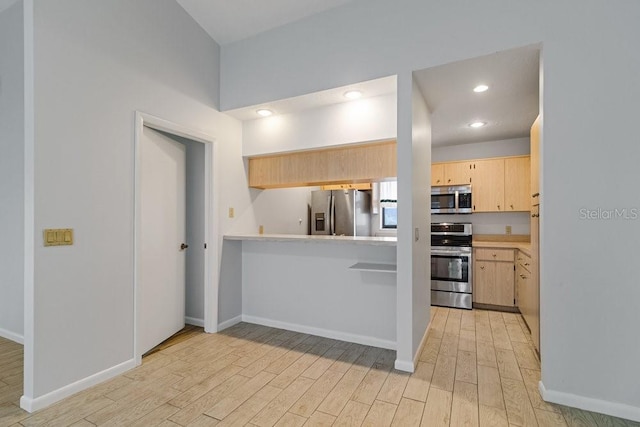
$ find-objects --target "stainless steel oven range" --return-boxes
[431,222,473,310]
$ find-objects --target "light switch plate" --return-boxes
[44,228,73,246]
[228,207,235,218]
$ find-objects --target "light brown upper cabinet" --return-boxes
[248,140,396,189]
[444,162,473,185]
[472,158,505,212]
[431,161,472,186]
[504,156,531,211]
[530,117,540,199]
[431,163,445,186]
[432,155,531,213]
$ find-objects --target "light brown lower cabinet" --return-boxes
[516,250,539,352]
[473,248,515,307]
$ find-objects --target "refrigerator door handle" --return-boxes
[330,194,336,235]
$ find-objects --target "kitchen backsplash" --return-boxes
[432,212,530,235]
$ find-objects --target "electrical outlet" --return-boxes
[228,207,234,218]
[505,225,512,235]
[259,225,264,234]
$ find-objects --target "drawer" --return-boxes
[475,248,514,262]
[516,251,532,273]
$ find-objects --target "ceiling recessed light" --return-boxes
[473,84,489,93]
[469,121,487,128]
[256,109,273,117]
[344,90,362,100]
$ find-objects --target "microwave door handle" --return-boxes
[454,190,459,214]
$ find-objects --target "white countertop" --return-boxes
[473,240,532,256]
[224,233,397,246]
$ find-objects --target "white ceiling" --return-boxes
[176,0,356,45]
[414,45,540,147]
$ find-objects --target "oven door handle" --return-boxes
[431,250,470,257]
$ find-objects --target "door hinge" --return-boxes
[204,243,207,249]
[514,265,516,271]
[514,298,516,305]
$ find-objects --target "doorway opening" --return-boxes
[133,112,218,363]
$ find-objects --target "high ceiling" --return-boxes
[176,0,356,45]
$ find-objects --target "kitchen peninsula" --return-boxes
[223,234,398,349]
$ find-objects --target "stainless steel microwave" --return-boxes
[431,185,472,214]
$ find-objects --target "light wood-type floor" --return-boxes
[1,308,639,426]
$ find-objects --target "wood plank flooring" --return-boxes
[1,308,639,426]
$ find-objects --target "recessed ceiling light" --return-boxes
[344,90,362,100]
[469,121,487,128]
[473,84,489,93]
[256,109,273,117]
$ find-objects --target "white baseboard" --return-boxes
[242,315,396,351]
[20,358,137,413]
[218,315,243,331]
[185,316,204,327]
[0,327,24,345]
[540,381,640,423]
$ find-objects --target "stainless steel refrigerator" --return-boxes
[310,190,371,236]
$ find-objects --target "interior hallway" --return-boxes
[0,308,638,426]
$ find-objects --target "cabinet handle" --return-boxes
[497,204,501,210]
[524,263,530,266]
[531,213,539,218]
[447,179,451,183]
[480,266,485,270]
[510,204,514,209]
[532,193,540,198]
[437,179,441,183]
[520,274,527,279]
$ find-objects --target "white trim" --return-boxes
[185,317,204,327]
[0,328,24,345]
[20,358,136,413]
[539,381,640,423]
[394,359,415,372]
[242,315,396,350]
[133,112,218,360]
[218,315,243,331]
[393,311,431,373]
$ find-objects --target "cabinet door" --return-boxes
[504,156,531,211]
[530,117,540,199]
[473,261,495,304]
[431,163,445,186]
[472,159,505,212]
[495,262,516,307]
[444,162,472,185]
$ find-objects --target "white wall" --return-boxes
[433,137,531,235]
[0,0,24,343]
[219,0,640,419]
[410,76,431,362]
[26,0,246,406]
[243,93,397,156]
[242,240,397,347]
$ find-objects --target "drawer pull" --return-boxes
[520,274,527,279]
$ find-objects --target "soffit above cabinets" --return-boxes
[225,75,397,122]
[414,45,540,147]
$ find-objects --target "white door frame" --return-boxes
[133,111,219,363]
